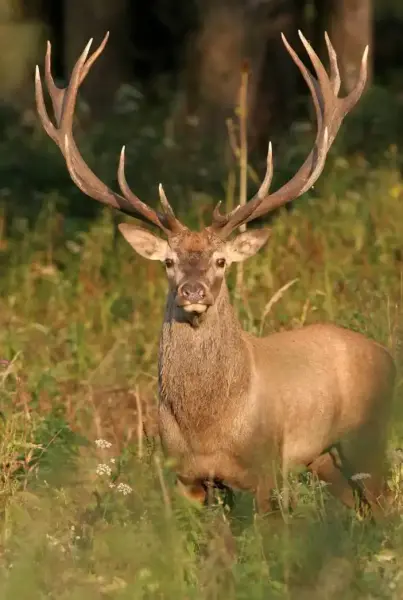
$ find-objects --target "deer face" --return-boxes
[119,224,270,315]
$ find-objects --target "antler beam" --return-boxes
[35,33,185,235]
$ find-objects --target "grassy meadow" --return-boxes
[1,88,403,598]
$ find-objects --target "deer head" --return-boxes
[119,220,270,316]
[35,31,368,320]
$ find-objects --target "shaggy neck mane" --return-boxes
[158,282,250,431]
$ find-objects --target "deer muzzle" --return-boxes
[176,280,212,313]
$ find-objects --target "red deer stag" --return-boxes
[35,32,395,518]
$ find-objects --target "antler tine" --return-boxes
[158,184,185,233]
[210,141,273,233]
[211,201,242,227]
[35,65,57,143]
[44,41,64,127]
[342,45,369,114]
[36,35,184,234]
[254,140,274,200]
[117,146,170,232]
[211,32,368,238]
[212,201,229,226]
[298,31,334,105]
[117,148,184,234]
[79,32,110,85]
[324,32,341,95]
[299,126,329,195]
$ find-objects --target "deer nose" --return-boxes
[179,281,206,302]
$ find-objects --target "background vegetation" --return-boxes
[1,0,403,598]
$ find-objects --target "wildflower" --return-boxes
[116,483,132,496]
[46,534,65,552]
[95,439,112,449]
[138,568,152,580]
[46,534,59,548]
[96,463,112,477]
[351,472,371,482]
[66,240,81,254]
[390,447,403,464]
[110,458,116,464]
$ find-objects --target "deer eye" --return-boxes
[164,258,174,268]
[216,258,226,268]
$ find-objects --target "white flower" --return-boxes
[95,439,112,449]
[96,463,112,477]
[351,472,371,481]
[46,534,65,552]
[138,568,152,580]
[66,240,81,254]
[116,483,132,496]
[46,534,59,548]
[110,458,116,464]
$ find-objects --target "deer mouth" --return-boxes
[176,285,213,314]
[181,303,208,314]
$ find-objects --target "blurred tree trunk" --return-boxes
[174,0,303,157]
[248,0,305,153]
[64,0,131,116]
[180,0,250,136]
[326,0,373,92]
[0,0,45,107]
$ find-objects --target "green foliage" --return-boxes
[375,0,403,18]
[334,86,403,160]
[32,407,86,482]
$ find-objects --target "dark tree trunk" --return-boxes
[63,0,131,116]
[176,0,304,155]
[327,0,373,93]
[248,0,305,154]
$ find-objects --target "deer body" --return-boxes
[35,30,395,516]
[158,277,395,512]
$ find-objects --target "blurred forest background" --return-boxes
[0,0,402,228]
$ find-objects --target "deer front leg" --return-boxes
[255,462,295,517]
[176,475,207,506]
[176,476,236,510]
[255,478,280,515]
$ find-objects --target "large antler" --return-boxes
[210,31,368,238]
[35,33,185,235]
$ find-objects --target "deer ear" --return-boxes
[226,229,271,263]
[118,224,168,261]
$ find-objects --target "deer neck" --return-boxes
[158,283,250,428]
